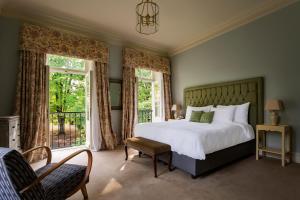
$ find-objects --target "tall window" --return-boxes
[136,68,163,123]
[46,54,91,149]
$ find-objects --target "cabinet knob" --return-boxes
[12,139,15,141]
[12,126,15,129]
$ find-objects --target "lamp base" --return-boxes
[270,111,280,125]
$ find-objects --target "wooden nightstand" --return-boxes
[256,124,292,167]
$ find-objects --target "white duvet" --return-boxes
[134,120,254,160]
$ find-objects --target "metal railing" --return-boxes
[138,109,152,123]
[49,112,86,149]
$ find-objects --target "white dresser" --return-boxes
[0,116,21,151]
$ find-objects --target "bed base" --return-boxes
[159,140,255,178]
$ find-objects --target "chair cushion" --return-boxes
[35,163,86,200]
[126,137,171,156]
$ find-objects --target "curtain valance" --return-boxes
[123,48,170,74]
[20,23,109,63]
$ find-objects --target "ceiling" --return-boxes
[0,0,296,55]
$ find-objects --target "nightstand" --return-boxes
[256,124,292,167]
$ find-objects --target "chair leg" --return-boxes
[125,145,128,160]
[152,155,157,178]
[139,151,142,157]
[81,184,88,200]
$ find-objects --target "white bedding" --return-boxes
[134,120,254,160]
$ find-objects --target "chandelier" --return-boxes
[136,0,159,35]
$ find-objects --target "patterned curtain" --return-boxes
[94,62,116,150]
[121,67,136,141]
[163,74,172,120]
[15,50,48,162]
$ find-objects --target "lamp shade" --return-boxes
[171,104,181,111]
[265,100,283,111]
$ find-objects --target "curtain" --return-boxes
[94,62,116,150]
[90,68,102,151]
[163,74,172,121]
[15,50,48,162]
[121,67,136,141]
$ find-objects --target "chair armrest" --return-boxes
[20,149,93,194]
[22,146,52,165]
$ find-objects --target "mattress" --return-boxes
[134,120,254,160]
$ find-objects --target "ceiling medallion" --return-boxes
[136,0,159,35]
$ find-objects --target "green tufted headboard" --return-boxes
[184,77,264,128]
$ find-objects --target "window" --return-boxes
[47,54,91,149]
[136,68,163,123]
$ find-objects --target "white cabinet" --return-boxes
[0,116,21,151]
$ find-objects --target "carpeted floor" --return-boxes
[36,146,300,200]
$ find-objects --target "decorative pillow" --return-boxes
[199,112,214,123]
[185,105,213,121]
[211,106,235,123]
[189,111,204,122]
[217,102,250,124]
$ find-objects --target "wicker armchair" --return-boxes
[0,146,92,200]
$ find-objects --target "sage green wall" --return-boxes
[0,16,123,143]
[0,17,21,115]
[171,2,300,153]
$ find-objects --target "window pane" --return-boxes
[135,68,153,79]
[49,72,86,112]
[47,54,85,70]
[137,81,152,110]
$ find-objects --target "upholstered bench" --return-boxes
[125,137,172,177]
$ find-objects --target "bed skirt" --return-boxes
[159,139,255,178]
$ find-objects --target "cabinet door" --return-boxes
[9,120,20,150]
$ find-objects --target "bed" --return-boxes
[134,77,264,178]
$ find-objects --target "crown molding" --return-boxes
[169,0,298,56]
[1,4,170,57]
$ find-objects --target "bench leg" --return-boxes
[152,155,157,178]
[168,151,173,171]
[125,145,128,161]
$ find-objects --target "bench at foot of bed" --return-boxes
[125,137,173,178]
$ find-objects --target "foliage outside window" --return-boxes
[47,54,85,71]
[49,73,85,113]
[136,69,153,111]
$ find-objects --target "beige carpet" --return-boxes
[35,146,300,200]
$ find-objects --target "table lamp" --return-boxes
[265,99,283,125]
[171,104,182,119]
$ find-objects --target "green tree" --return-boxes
[49,73,85,113]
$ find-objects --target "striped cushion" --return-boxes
[35,163,86,200]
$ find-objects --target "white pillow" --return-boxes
[217,102,250,124]
[185,105,213,121]
[234,102,250,124]
[211,106,236,123]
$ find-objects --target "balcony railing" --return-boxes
[138,109,152,123]
[49,112,86,149]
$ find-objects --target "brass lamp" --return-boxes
[171,104,182,119]
[265,100,284,125]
